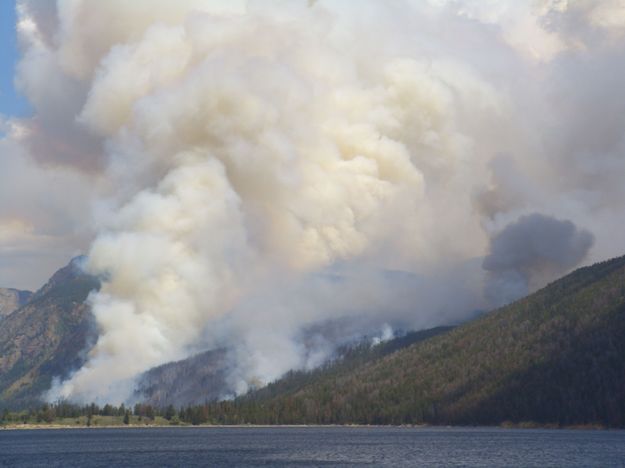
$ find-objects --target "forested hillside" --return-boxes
[135,326,453,408]
[249,326,454,402]
[195,255,625,427]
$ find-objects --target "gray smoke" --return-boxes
[483,213,594,307]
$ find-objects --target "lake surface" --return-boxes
[1,426,624,467]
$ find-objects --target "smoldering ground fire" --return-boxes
[3,0,625,404]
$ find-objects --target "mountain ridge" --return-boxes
[0,258,99,408]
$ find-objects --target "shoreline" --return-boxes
[0,423,612,431]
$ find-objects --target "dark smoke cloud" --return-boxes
[483,213,594,307]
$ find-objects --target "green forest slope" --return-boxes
[204,255,625,427]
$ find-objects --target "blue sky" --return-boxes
[0,0,30,118]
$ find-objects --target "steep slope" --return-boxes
[0,258,99,408]
[206,255,625,427]
[0,288,32,320]
[136,348,229,407]
[249,326,454,403]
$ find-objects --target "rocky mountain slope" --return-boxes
[0,258,99,408]
[201,255,625,427]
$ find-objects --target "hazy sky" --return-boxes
[0,2,91,290]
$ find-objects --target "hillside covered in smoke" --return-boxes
[2,0,625,405]
[185,254,625,427]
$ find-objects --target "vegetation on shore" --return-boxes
[0,402,181,428]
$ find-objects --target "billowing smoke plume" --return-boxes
[5,0,625,404]
[483,213,594,306]
[39,0,503,403]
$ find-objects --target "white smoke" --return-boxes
[7,0,625,403]
[371,324,394,347]
[41,0,502,403]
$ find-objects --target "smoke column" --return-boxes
[10,0,625,403]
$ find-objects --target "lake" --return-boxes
[1,426,624,467]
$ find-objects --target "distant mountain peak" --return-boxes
[30,256,97,303]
